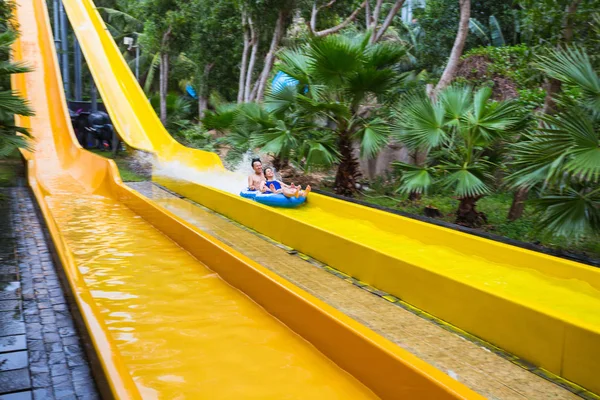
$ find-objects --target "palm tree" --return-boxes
[0,30,33,157]
[272,32,409,195]
[506,47,600,240]
[393,85,524,227]
[203,98,339,171]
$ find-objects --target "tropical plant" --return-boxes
[469,15,505,47]
[506,47,600,240]
[173,124,218,152]
[203,98,339,171]
[271,32,409,195]
[149,93,193,132]
[392,85,525,226]
[0,30,33,157]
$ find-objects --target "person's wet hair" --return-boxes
[251,158,262,168]
[264,166,273,175]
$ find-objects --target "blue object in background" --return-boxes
[186,84,197,99]
[272,71,308,94]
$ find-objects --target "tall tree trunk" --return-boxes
[373,0,406,43]
[507,187,528,221]
[371,0,384,36]
[159,52,169,125]
[159,27,172,126]
[456,195,487,227]
[238,11,250,104]
[334,131,361,196]
[508,0,580,221]
[198,63,214,120]
[434,0,470,95]
[244,16,258,103]
[310,1,367,38]
[541,0,580,115]
[255,10,286,102]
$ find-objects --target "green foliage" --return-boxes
[463,45,538,88]
[203,98,339,172]
[273,32,409,192]
[179,0,243,102]
[469,15,506,47]
[149,93,193,132]
[413,0,515,72]
[0,23,33,158]
[518,0,599,50]
[392,85,525,219]
[458,45,545,110]
[507,47,600,240]
[173,124,218,152]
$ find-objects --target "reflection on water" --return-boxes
[45,177,376,399]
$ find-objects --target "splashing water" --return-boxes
[151,152,263,195]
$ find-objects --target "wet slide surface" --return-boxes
[23,0,600,394]
[57,0,600,337]
[277,205,600,328]
[45,190,376,399]
[11,0,379,397]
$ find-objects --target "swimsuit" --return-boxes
[264,180,282,193]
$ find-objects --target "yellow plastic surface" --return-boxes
[12,0,481,398]
[55,0,600,394]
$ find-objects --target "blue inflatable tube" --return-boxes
[240,189,258,200]
[239,190,306,208]
[254,193,306,208]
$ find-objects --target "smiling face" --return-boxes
[252,160,263,175]
[264,167,274,180]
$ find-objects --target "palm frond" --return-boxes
[353,118,390,160]
[393,92,447,150]
[201,103,239,132]
[441,85,472,121]
[536,47,600,114]
[489,16,505,47]
[346,68,396,106]
[265,85,297,116]
[0,30,17,48]
[0,132,31,157]
[531,187,600,239]
[364,41,408,69]
[302,132,340,169]
[0,60,31,76]
[143,53,160,93]
[307,34,364,86]
[541,111,600,182]
[276,48,311,85]
[393,162,434,195]
[468,18,490,46]
[0,91,35,120]
[469,95,523,144]
[442,167,491,198]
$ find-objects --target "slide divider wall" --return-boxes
[157,176,600,395]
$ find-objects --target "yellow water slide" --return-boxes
[11,0,481,398]
[55,0,600,395]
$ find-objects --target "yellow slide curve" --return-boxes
[55,0,600,395]
[12,0,481,398]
